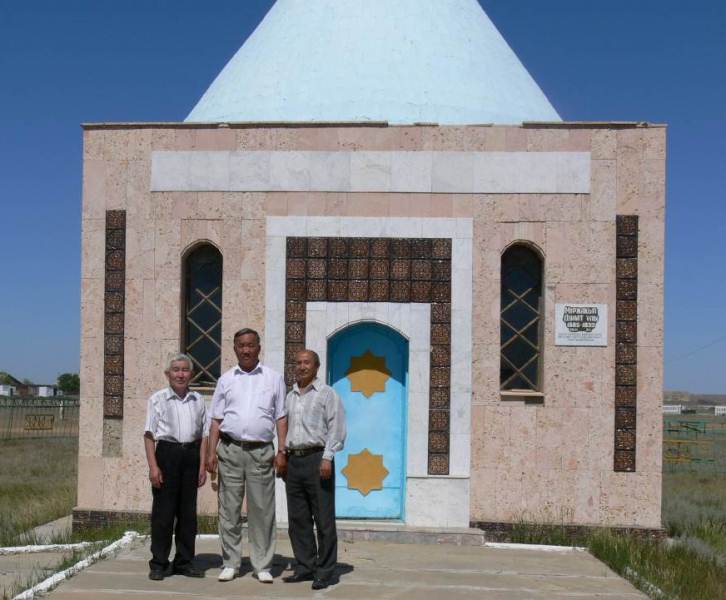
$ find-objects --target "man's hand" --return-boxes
[274,451,288,479]
[320,458,332,480]
[149,465,164,488]
[206,453,218,475]
[197,466,207,488]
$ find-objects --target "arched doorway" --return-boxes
[328,322,408,519]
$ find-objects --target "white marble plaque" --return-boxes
[555,303,608,346]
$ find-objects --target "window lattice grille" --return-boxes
[184,245,222,387]
[500,245,543,391]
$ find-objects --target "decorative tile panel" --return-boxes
[614,215,638,472]
[285,236,452,475]
[104,210,126,422]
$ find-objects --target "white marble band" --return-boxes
[151,150,590,194]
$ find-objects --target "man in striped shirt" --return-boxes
[281,349,346,590]
[143,353,208,580]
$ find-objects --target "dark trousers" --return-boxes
[149,440,200,572]
[285,452,337,580]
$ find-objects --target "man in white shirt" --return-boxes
[143,353,207,581]
[207,328,288,584]
[281,349,346,590]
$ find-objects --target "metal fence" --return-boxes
[0,397,79,440]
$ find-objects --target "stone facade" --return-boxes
[77,123,665,530]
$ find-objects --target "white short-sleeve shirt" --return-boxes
[210,363,287,442]
[144,387,206,443]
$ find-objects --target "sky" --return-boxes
[0,1,724,392]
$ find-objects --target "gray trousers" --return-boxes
[217,439,276,573]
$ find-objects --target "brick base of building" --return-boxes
[470,520,667,543]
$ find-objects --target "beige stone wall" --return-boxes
[78,123,664,528]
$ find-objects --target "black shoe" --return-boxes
[283,572,315,583]
[148,570,165,581]
[311,578,330,590]
[173,565,205,578]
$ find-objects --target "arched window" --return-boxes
[500,244,543,391]
[183,244,222,387]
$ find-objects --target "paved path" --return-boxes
[41,536,646,599]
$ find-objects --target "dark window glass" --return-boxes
[500,245,542,391]
[184,244,223,387]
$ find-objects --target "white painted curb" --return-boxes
[12,531,139,600]
[484,542,586,552]
[0,542,95,556]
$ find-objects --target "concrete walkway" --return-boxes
[41,536,647,599]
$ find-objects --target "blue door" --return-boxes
[328,323,408,519]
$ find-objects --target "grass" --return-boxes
[0,437,78,546]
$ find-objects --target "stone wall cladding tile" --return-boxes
[287,237,306,257]
[616,343,637,365]
[614,214,639,472]
[615,386,637,406]
[307,258,327,279]
[104,355,124,376]
[286,301,306,322]
[617,258,638,279]
[617,279,638,300]
[390,238,411,258]
[105,271,125,292]
[429,410,450,431]
[328,280,348,301]
[349,258,369,279]
[411,260,432,280]
[616,321,638,344]
[614,450,636,472]
[390,281,411,302]
[616,215,639,236]
[428,454,449,475]
[307,237,328,257]
[616,365,637,386]
[287,258,306,279]
[328,258,349,279]
[431,323,451,345]
[391,259,411,280]
[431,302,451,323]
[370,259,390,280]
[617,300,638,321]
[105,291,124,314]
[411,280,432,303]
[286,279,306,301]
[615,429,637,451]
[432,239,452,259]
[306,279,327,301]
[370,238,390,257]
[350,238,370,258]
[285,235,453,475]
[616,235,638,258]
[369,279,390,302]
[430,387,450,408]
[329,238,349,257]
[103,396,123,418]
[431,344,450,367]
[429,431,450,453]
[105,335,124,355]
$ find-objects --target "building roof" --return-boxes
[186,0,561,125]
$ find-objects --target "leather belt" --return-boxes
[158,439,201,450]
[287,446,324,457]
[220,433,270,450]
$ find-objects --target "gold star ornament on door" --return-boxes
[341,449,389,496]
[346,349,390,398]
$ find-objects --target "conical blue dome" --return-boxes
[186,0,560,125]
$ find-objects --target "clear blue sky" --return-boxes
[1,1,724,392]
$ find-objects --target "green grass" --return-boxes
[0,437,78,546]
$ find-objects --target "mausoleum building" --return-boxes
[75,0,665,534]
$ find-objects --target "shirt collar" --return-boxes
[234,362,263,376]
[293,376,321,395]
[166,387,194,402]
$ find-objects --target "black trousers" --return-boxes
[285,451,337,580]
[149,440,200,572]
